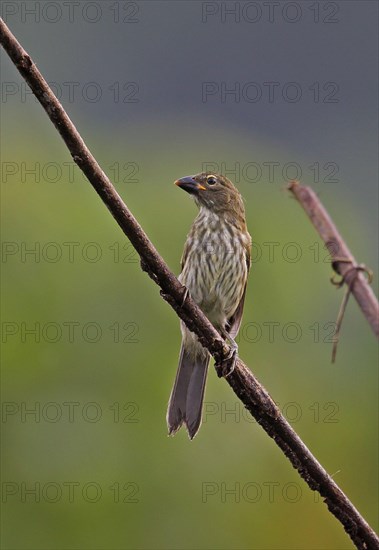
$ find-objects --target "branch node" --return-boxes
[331,260,374,288]
[72,154,83,164]
[19,53,32,70]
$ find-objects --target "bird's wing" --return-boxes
[227,246,251,339]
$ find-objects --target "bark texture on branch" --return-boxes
[1,19,378,550]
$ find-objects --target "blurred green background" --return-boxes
[1,2,378,549]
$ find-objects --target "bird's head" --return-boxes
[174,172,246,224]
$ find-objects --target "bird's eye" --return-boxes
[207,175,217,186]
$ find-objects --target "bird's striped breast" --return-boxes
[179,208,250,328]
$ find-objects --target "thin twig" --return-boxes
[1,19,378,550]
[330,263,374,363]
[332,286,351,363]
[288,180,379,341]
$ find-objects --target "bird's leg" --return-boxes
[215,328,238,378]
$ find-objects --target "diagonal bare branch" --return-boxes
[288,180,379,339]
[1,19,378,550]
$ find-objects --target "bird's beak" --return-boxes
[174,176,206,195]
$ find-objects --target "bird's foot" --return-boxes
[215,346,238,378]
[215,331,238,378]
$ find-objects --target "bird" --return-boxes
[167,172,251,439]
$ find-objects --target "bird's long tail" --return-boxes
[167,344,210,439]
